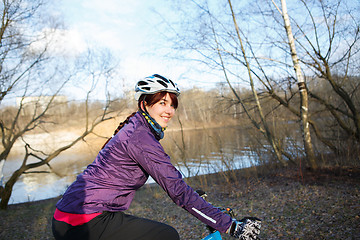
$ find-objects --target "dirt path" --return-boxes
[0,166,359,239]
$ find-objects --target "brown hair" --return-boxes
[138,91,178,109]
[101,92,178,149]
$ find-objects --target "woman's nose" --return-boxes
[165,106,175,115]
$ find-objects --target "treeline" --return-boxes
[4,74,358,165]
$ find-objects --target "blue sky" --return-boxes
[4,0,356,104]
[55,0,215,99]
[59,0,154,55]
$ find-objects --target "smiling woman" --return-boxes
[51,74,260,240]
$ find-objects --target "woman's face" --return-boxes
[145,93,176,128]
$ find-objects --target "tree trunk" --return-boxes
[279,0,317,169]
[0,167,25,209]
[228,0,287,166]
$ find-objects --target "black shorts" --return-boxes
[52,211,180,240]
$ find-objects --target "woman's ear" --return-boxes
[140,100,147,112]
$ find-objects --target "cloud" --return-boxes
[60,0,144,53]
[29,28,87,57]
[57,0,214,90]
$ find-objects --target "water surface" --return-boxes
[6,126,263,204]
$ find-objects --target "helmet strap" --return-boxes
[139,108,165,140]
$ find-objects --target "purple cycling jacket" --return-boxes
[56,111,232,233]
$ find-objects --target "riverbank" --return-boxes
[0,165,359,239]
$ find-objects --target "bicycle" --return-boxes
[197,190,235,240]
[197,190,261,240]
[201,207,235,240]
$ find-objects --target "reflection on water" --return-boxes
[7,126,263,204]
[11,174,71,204]
[163,127,261,176]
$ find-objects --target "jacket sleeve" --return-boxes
[127,130,233,233]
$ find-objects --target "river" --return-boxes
[5,126,265,204]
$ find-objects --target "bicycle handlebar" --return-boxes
[197,189,261,240]
[197,189,232,239]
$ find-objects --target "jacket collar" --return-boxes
[136,110,165,140]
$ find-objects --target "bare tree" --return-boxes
[272,0,317,169]
[264,0,360,158]
[0,0,50,104]
[159,0,359,167]
[159,0,292,165]
[0,0,121,209]
[295,0,360,143]
[227,0,287,166]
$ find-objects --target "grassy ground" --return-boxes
[0,165,359,240]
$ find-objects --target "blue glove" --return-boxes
[228,217,261,240]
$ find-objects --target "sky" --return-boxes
[55,0,218,100]
[4,0,358,104]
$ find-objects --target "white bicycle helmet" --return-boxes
[134,74,180,101]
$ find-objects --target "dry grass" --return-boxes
[0,166,359,240]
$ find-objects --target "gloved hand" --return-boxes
[228,217,261,240]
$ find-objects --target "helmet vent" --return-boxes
[138,81,149,86]
[153,74,169,82]
[168,79,176,88]
[157,80,168,88]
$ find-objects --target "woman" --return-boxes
[52,74,261,240]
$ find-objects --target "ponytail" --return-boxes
[101,112,137,149]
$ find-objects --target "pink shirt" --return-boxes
[54,208,101,226]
